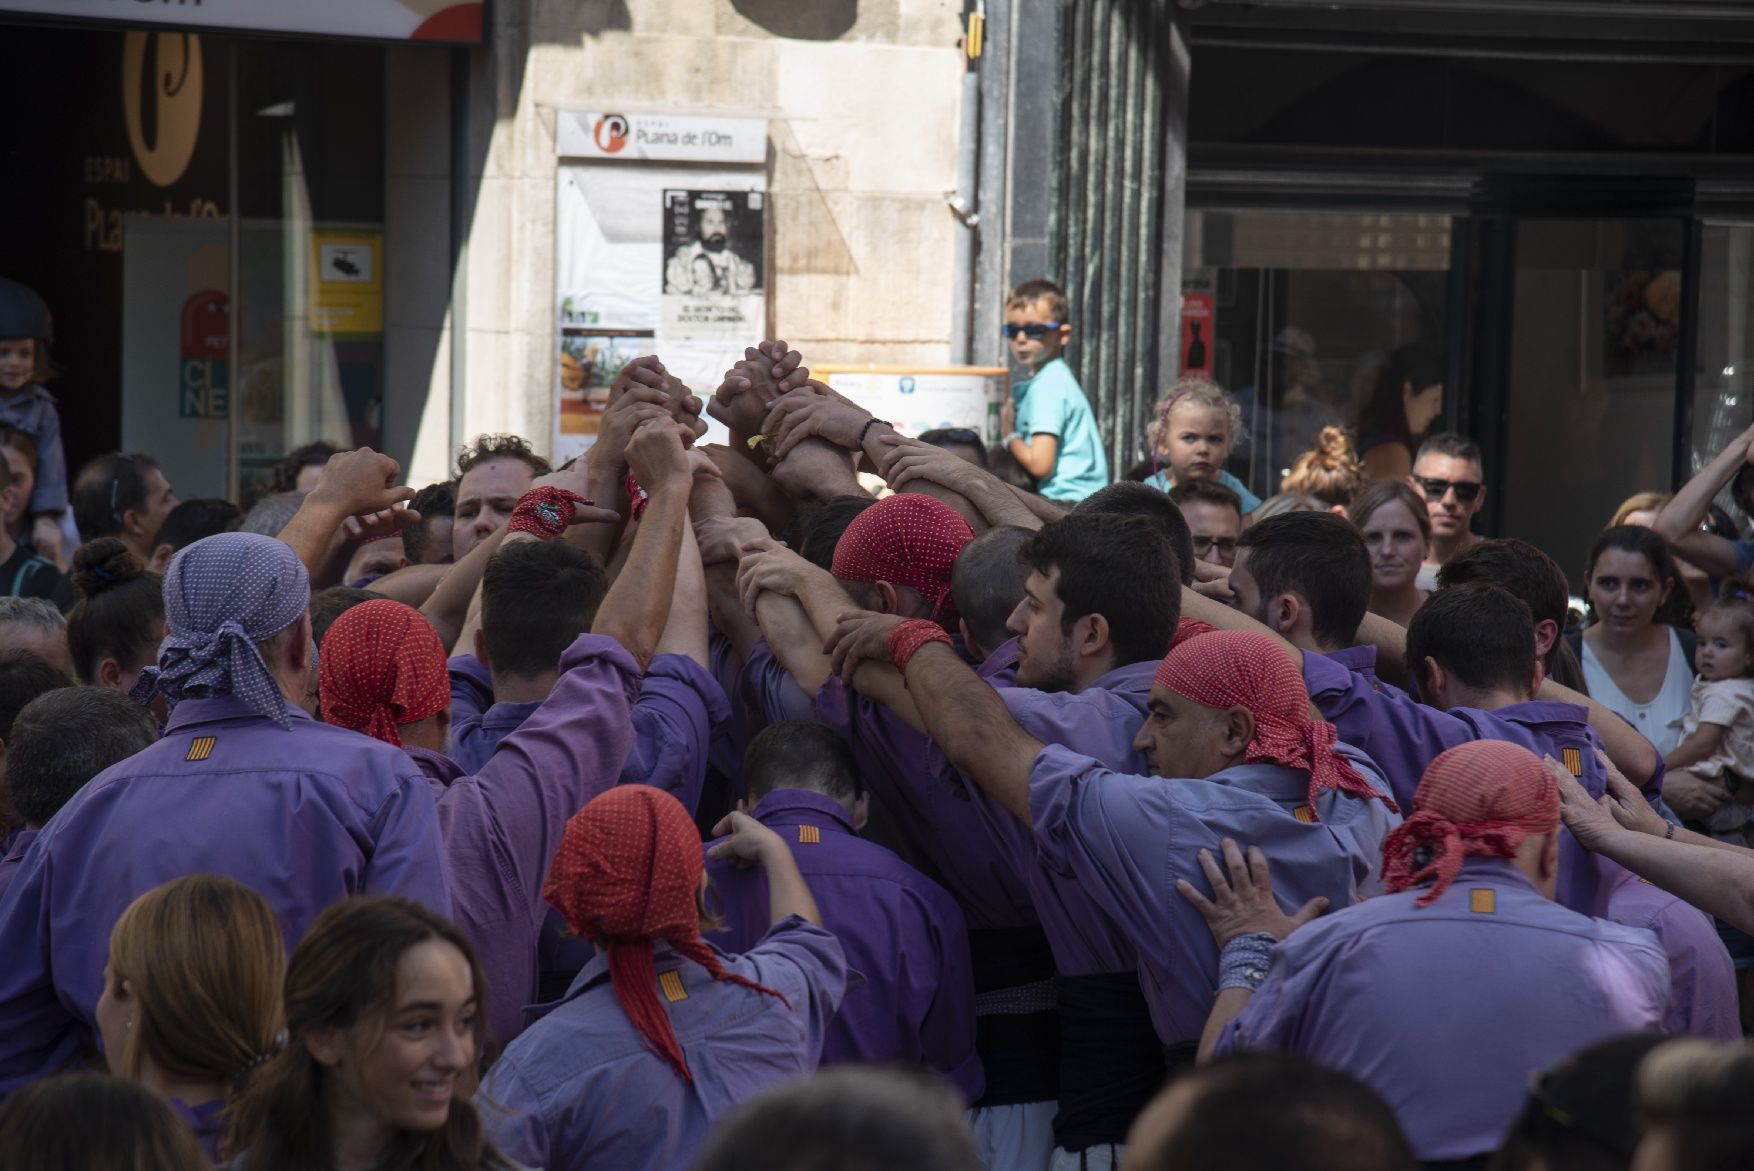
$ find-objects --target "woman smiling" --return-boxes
[1349,481,1432,629]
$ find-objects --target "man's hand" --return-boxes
[1598,749,1671,836]
[1662,769,1730,822]
[1192,561,1236,604]
[625,418,696,496]
[591,381,674,474]
[607,353,709,442]
[307,447,417,518]
[881,438,985,495]
[736,541,821,615]
[762,385,872,460]
[823,610,906,682]
[694,515,771,565]
[340,505,420,542]
[1549,756,1627,852]
[706,810,789,870]
[709,340,808,437]
[1176,839,1328,949]
[999,397,1016,437]
[770,439,861,502]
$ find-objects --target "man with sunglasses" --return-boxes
[1407,432,1485,590]
[1001,279,1108,503]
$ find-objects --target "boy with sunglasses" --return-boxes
[1001,279,1108,502]
[1407,431,1485,590]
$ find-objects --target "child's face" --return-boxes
[1005,299,1070,370]
[0,338,35,393]
[1695,611,1753,682]
[1161,404,1232,481]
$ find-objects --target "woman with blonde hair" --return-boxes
[1280,426,1367,513]
[1349,481,1432,629]
[1143,378,1261,512]
[1635,1038,1754,1171]
[95,874,285,1161]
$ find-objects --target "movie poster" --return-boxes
[659,188,765,342]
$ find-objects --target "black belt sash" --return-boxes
[970,927,1060,1108]
[1052,972,1169,1151]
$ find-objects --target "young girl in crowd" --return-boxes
[1279,425,1367,514]
[1349,480,1431,628]
[0,279,71,568]
[67,537,165,695]
[97,875,285,1161]
[226,897,519,1171]
[1667,598,1754,841]
[1143,379,1262,513]
[1574,526,1694,758]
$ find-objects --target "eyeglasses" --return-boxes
[1191,536,1238,555]
[1002,322,1063,340]
[1413,475,1482,504]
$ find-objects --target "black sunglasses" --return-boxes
[1002,322,1063,340]
[1191,536,1238,555]
[1413,475,1482,504]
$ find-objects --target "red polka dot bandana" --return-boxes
[543,786,789,1081]
[318,599,450,747]
[1154,630,1395,818]
[830,494,973,631]
[1383,740,1559,907]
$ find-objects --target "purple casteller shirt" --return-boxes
[478,916,848,1171]
[705,789,982,1099]
[0,696,451,1093]
[0,827,35,903]
[1216,858,1670,1162]
[1605,866,1740,1041]
[1304,649,1633,915]
[1029,741,1401,1046]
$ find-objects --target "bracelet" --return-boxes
[887,619,953,677]
[506,487,593,538]
[623,471,650,523]
[856,416,885,450]
[1217,931,1278,993]
[1665,822,1677,840]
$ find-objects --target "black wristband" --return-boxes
[857,416,884,449]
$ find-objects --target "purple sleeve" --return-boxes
[477,1054,550,1169]
[918,894,985,1101]
[743,916,851,1065]
[620,653,731,814]
[447,654,495,773]
[359,771,454,917]
[1302,650,1469,808]
[0,845,85,1093]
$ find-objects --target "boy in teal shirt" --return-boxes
[1000,279,1109,502]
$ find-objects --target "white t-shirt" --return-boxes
[1580,627,1694,757]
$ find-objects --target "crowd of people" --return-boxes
[1,272,1754,1171]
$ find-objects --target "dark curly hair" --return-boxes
[456,434,551,479]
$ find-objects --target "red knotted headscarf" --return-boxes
[542,786,790,1081]
[1381,740,1559,907]
[1154,630,1397,818]
[318,599,450,747]
[830,494,973,632]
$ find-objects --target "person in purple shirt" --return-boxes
[1606,865,1740,1040]
[0,452,455,1092]
[1183,740,1668,1165]
[705,720,982,1099]
[1225,511,1374,660]
[478,786,847,1171]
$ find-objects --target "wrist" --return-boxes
[1217,931,1278,992]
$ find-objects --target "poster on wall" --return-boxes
[819,368,1009,445]
[553,164,765,464]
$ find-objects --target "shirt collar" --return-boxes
[977,637,1021,680]
[1481,698,1590,729]
[749,788,857,833]
[1199,760,1312,802]
[1086,658,1159,694]
[164,693,315,733]
[483,699,542,730]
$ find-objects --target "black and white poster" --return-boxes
[660,188,765,341]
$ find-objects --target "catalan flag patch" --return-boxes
[658,970,688,1003]
[1292,805,1317,824]
[798,825,821,844]
[186,736,216,762]
[1469,888,1497,915]
[1562,747,1583,776]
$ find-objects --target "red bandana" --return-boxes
[1154,630,1396,818]
[830,494,973,632]
[543,787,790,1081]
[318,599,450,747]
[1382,740,1559,907]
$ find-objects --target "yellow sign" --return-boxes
[309,231,383,336]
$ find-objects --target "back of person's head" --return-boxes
[67,538,164,687]
[0,648,71,746]
[153,498,242,557]
[1584,525,1689,628]
[402,481,457,564]
[1637,1038,1754,1171]
[952,525,1034,653]
[1249,492,1323,522]
[986,445,1036,491]
[229,897,497,1171]
[0,1072,209,1171]
[9,686,156,828]
[1021,514,1179,666]
[1167,476,1244,517]
[1413,430,1483,470]
[1076,481,1196,586]
[689,1067,983,1171]
[236,490,306,538]
[71,452,161,541]
[1005,278,1069,322]
[1348,480,1432,543]
[309,586,377,646]
[742,721,862,806]
[918,428,989,469]
[1492,1032,1668,1171]
[102,875,285,1102]
[1407,583,1536,697]
[1438,538,1569,665]
[1281,426,1366,509]
[1611,491,1670,529]
[797,495,876,570]
[265,441,340,496]
[481,539,607,679]
[1127,1053,1416,1171]
[1237,512,1370,649]
[456,432,552,479]
[0,598,70,676]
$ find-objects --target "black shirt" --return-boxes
[0,544,78,611]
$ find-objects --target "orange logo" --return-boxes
[594,114,629,153]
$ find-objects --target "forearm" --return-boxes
[421,526,508,651]
[760,842,822,927]
[364,563,449,607]
[792,573,863,642]
[1656,440,1744,542]
[566,461,629,565]
[277,500,351,580]
[1180,586,1303,668]
[1540,680,1660,783]
[706,563,763,663]
[964,477,1045,530]
[593,487,687,669]
[1007,434,1058,479]
[754,592,833,695]
[1196,989,1253,1064]
[903,641,1043,822]
[1593,832,1754,934]
[847,660,927,733]
[654,522,711,668]
[1006,483,1068,524]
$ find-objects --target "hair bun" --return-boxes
[71,537,144,598]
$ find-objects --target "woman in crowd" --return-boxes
[1246,492,1324,524]
[66,537,164,695]
[1142,378,1262,513]
[97,874,285,1161]
[0,1072,209,1171]
[1279,425,1367,515]
[1569,526,1694,759]
[1355,342,1444,483]
[226,897,518,1171]
[1613,490,1714,616]
[1349,480,1432,629]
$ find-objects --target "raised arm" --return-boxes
[591,419,699,671]
[875,435,1043,531]
[708,811,823,927]
[1654,423,1754,578]
[278,448,416,580]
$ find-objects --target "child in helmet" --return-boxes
[0,278,71,568]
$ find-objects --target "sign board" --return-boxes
[557,112,768,164]
[0,0,486,42]
[819,367,1011,446]
[1180,292,1214,377]
[310,231,384,336]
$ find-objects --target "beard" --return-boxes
[701,232,728,252]
[1018,636,1078,694]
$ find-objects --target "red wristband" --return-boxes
[507,487,592,538]
[623,471,651,523]
[887,619,953,676]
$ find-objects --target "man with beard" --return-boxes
[665,195,758,297]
